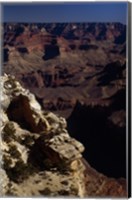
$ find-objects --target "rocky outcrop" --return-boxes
[0,74,86,197]
[2,21,127,197]
[0,75,127,197]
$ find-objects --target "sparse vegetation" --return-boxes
[61,180,69,185]
[70,184,78,195]
[9,145,21,158]
[3,153,37,183]
[58,189,70,196]
[3,122,16,142]
[21,135,35,147]
[39,187,51,196]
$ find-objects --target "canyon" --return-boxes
[1,22,127,196]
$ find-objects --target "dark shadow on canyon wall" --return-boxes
[43,44,60,60]
[4,48,9,62]
[67,89,126,178]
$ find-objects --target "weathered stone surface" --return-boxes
[0,75,86,197]
[0,169,9,196]
[0,75,127,197]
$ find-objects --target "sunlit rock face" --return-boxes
[0,74,86,197]
[0,75,127,197]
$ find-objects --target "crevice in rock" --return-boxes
[6,94,41,133]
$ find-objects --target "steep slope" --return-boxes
[2,22,127,196]
[0,74,85,197]
[0,75,127,197]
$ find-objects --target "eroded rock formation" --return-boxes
[0,75,127,197]
[0,74,86,197]
[3,23,126,120]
